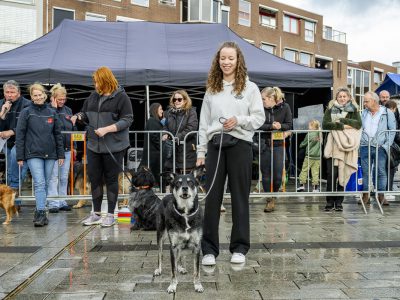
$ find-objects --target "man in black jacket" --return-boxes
[0,80,30,192]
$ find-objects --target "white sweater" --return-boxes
[197,79,265,159]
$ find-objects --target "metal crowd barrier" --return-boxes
[3,129,399,215]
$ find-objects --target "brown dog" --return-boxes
[0,184,18,225]
[73,173,131,209]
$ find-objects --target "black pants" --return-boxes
[260,144,284,192]
[87,149,125,214]
[202,140,252,257]
[326,158,344,207]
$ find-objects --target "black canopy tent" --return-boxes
[0,20,333,127]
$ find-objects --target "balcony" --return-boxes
[323,26,346,44]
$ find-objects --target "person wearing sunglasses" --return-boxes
[162,90,198,174]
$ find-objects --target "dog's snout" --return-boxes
[182,186,188,192]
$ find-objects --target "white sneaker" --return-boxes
[296,185,305,192]
[230,253,245,264]
[201,254,216,266]
[82,212,102,226]
[385,194,395,200]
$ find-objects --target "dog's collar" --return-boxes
[135,185,150,190]
[172,202,199,232]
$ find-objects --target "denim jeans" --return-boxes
[360,146,388,192]
[47,151,71,208]
[6,146,29,189]
[27,158,56,210]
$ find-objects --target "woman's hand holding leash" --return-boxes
[58,159,64,166]
[222,116,237,131]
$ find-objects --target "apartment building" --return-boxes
[0,0,43,53]
[1,0,396,102]
[347,60,397,105]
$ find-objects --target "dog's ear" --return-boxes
[191,165,206,181]
[161,171,177,186]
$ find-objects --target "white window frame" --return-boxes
[159,0,176,5]
[85,12,107,21]
[116,16,143,22]
[2,0,35,4]
[259,5,277,29]
[283,48,297,63]
[374,71,382,84]
[131,0,149,8]
[220,5,230,27]
[304,21,315,43]
[260,42,275,55]
[283,15,299,34]
[52,7,75,29]
[238,0,251,27]
[299,52,312,66]
[183,0,213,23]
[243,38,254,45]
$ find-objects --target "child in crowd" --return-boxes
[297,120,322,192]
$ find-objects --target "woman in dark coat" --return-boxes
[163,90,198,173]
[140,102,164,185]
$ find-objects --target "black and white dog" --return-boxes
[128,166,161,231]
[154,169,204,293]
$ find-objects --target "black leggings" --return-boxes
[260,144,284,192]
[87,149,125,214]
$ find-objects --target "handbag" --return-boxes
[345,158,363,191]
[212,133,239,149]
[389,142,400,169]
[385,110,400,169]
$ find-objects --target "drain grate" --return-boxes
[90,241,400,252]
[0,246,41,253]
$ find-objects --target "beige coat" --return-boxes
[324,128,361,187]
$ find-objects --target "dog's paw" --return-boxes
[177,265,187,274]
[167,283,177,294]
[154,268,162,276]
[2,221,10,225]
[194,283,204,293]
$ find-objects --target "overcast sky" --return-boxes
[275,0,399,66]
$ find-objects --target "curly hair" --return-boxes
[206,41,248,95]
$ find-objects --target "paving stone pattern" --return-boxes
[1,196,400,299]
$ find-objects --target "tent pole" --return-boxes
[146,85,150,120]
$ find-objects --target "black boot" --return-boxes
[33,209,39,223]
[34,210,49,227]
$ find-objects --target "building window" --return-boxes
[116,16,143,22]
[304,21,315,42]
[221,5,230,26]
[53,8,74,29]
[238,0,251,27]
[283,15,299,34]
[260,43,275,54]
[283,49,296,63]
[337,61,342,78]
[3,0,34,4]
[299,52,311,66]
[243,38,254,45]
[85,13,106,21]
[182,0,213,23]
[347,67,371,107]
[131,0,149,7]
[159,0,176,5]
[259,6,276,29]
[374,71,382,84]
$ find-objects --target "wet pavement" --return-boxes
[1,196,400,299]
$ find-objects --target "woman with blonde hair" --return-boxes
[163,89,198,173]
[196,41,265,266]
[322,86,362,211]
[72,66,133,227]
[259,86,292,212]
[47,83,76,213]
[16,83,65,227]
